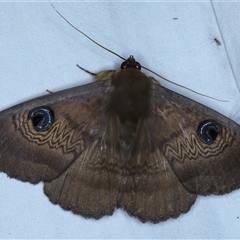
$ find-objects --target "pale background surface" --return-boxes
[1,1,240,239]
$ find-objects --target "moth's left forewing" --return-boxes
[151,84,240,195]
[0,81,111,183]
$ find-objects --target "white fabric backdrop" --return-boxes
[1,1,240,238]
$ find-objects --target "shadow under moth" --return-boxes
[0,55,240,223]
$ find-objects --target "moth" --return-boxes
[0,55,240,223]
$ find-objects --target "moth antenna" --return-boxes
[151,69,228,102]
[51,4,125,61]
[52,4,228,103]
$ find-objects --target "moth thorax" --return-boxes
[109,68,152,122]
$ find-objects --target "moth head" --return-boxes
[121,55,141,70]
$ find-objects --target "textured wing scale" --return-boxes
[45,116,196,222]
[118,120,196,222]
[44,116,123,219]
[0,81,111,183]
[151,84,240,195]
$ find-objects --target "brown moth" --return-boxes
[0,55,240,223]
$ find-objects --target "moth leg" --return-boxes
[46,89,53,94]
